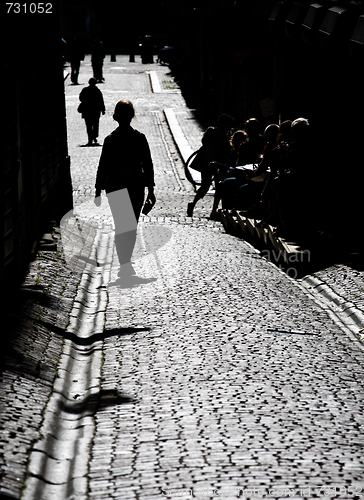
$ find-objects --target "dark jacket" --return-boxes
[237,135,266,166]
[95,125,154,192]
[79,85,105,118]
[201,126,231,164]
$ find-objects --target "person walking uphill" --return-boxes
[78,77,105,145]
[94,100,156,282]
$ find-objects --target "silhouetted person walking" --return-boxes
[91,39,105,82]
[94,100,156,282]
[68,38,84,84]
[79,77,105,145]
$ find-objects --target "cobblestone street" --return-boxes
[70,56,364,499]
[1,55,364,500]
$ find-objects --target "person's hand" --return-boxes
[147,189,156,205]
[147,186,155,205]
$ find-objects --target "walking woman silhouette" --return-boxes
[94,100,156,282]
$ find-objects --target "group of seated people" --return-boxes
[187,115,314,238]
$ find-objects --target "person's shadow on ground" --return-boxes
[108,274,157,289]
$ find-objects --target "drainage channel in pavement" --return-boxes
[22,223,114,500]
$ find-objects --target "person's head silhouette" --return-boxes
[113,100,135,126]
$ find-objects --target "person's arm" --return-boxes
[254,145,270,175]
[98,89,105,114]
[94,137,110,203]
[146,186,156,205]
[140,135,155,194]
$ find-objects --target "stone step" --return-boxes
[220,209,309,267]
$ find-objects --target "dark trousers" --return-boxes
[196,164,217,198]
[107,187,145,267]
[71,61,80,83]
[84,116,100,143]
[92,63,103,81]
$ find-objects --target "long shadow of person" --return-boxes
[60,200,172,290]
[94,189,158,288]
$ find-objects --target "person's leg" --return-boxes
[71,65,75,83]
[71,62,80,84]
[107,189,138,271]
[107,187,144,275]
[184,165,197,190]
[127,186,145,222]
[74,61,80,84]
[93,117,100,143]
[209,174,223,219]
[84,118,93,145]
[187,166,212,216]
[95,64,103,82]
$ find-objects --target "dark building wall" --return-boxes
[1,1,72,290]
[270,0,364,233]
[61,0,175,54]
[173,1,278,124]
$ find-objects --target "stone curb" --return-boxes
[299,275,364,347]
[164,108,194,162]
[148,70,162,93]
[164,108,201,186]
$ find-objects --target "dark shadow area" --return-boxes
[166,67,210,131]
[59,388,136,415]
[224,220,364,281]
[108,275,158,289]
[0,493,19,500]
[278,233,364,280]
[1,351,55,385]
[103,326,151,338]
[15,284,55,307]
[35,320,151,346]
[180,90,210,131]
[0,286,64,379]
[0,301,150,378]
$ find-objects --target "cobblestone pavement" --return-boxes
[1,55,364,500]
[69,57,364,499]
[0,231,88,499]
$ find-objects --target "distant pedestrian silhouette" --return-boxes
[68,38,84,85]
[79,77,105,145]
[94,100,156,285]
[91,39,105,83]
